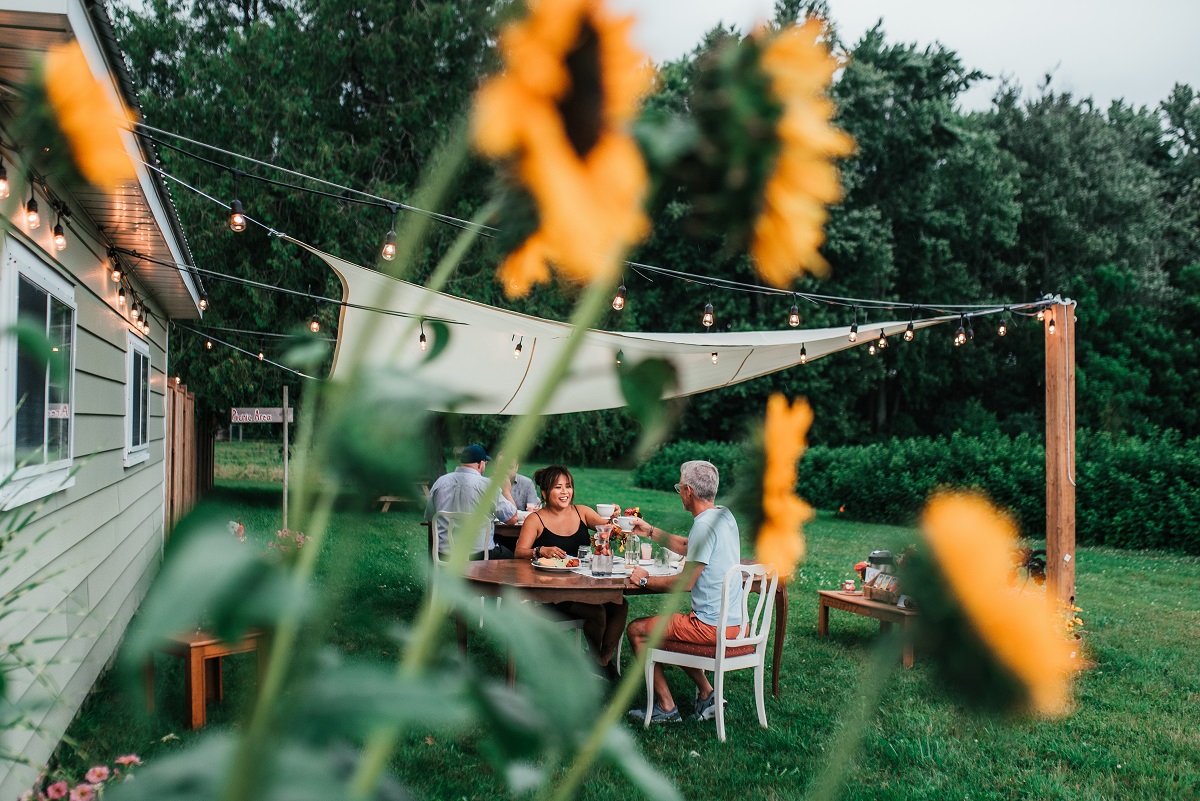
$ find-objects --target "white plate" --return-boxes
[531,560,580,572]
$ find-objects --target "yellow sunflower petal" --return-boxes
[754,395,815,578]
[497,233,553,298]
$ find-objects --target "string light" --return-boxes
[616,349,623,365]
[309,314,320,334]
[788,296,800,328]
[174,376,182,386]
[25,192,39,230]
[1036,308,1045,322]
[612,284,626,311]
[53,215,66,251]
[141,317,150,335]
[711,351,718,364]
[513,337,524,359]
[205,339,213,350]
[109,249,122,282]
[117,286,126,306]
[381,204,399,261]
[904,321,914,342]
[229,198,246,232]
[1047,314,1056,335]
[130,301,141,321]
[258,351,265,360]
[702,303,714,329]
[954,315,967,346]
[967,318,975,341]
[877,329,887,349]
[199,293,209,312]
[868,343,877,356]
[419,320,427,351]
[998,310,1009,337]
[848,321,858,343]
[799,344,807,364]
[0,158,8,199]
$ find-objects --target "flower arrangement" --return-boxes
[267,529,310,554]
[20,755,141,801]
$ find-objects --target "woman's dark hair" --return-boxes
[533,465,574,501]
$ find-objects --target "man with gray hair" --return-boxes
[625,460,743,723]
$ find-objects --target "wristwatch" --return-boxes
[638,576,648,588]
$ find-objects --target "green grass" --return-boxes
[52,445,1200,799]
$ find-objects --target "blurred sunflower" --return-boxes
[907,492,1077,717]
[13,41,134,192]
[752,394,814,578]
[473,0,652,297]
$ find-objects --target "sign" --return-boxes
[231,407,294,423]
[47,404,69,419]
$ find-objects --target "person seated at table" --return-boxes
[497,452,540,512]
[424,444,519,560]
[515,465,626,678]
[624,460,742,724]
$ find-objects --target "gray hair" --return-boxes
[680,460,719,502]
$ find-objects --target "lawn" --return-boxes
[54,442,1200,800]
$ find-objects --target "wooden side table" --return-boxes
[817,590,917,668]
[145,629,268,729]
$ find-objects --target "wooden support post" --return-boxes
[282,385,289,531]
[1045,298,1077,605]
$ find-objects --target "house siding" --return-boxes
[0,176,170,796]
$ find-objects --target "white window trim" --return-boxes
[0,235,78,509]
[124,330,150,467]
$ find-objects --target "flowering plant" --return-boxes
[267,529,310,554]
[227,520,246,542]
[21,755,141,801]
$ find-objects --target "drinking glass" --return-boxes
[640,542,653,561]
[578,546,591,562]
[654,547,670,569]
[592,552,614,576]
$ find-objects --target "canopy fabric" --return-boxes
[295,238,958,416]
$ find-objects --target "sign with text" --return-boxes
[231,407,294,424]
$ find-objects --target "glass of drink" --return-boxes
[592,551,613,576]
[578,546,591,562]
[640,542,653,561]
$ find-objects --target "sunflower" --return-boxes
[912,492,1076,716]
[473,0,652,297]
[751,19,855,287]
[43,41,134,190]
[753,394,815,578]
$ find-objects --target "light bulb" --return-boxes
[1037,308,1045,322]
[142,318,150,335]
[904,321,914,342]
[954,324,965,346]
[998,320,1008,337]
[130,302,140,321]
[711,351,718,364]
[799,345,807,365]
[205,339,213,350]
[381,229,397,261]
[419,332,428,351]
[309,315,320,334]
[513,339,523,359]
[53,222,66,251]
[612,284,626,311]
[788,304,800,328]
[117,287,126,305]
[967,322,975,341]
[258,352,265,360]
[229,199,246,232]
[0,163,8,199]
[702,303,714,328]
[111,265,122,283]
[868,344,877,355]
[616,349,623,365]
[174,376,181,386]
[1048,315,1056,335]
[877,330,887,349]
[26,197,39,230]
[199,295,209,311]
[848,322,858,343]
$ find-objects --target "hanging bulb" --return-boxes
[877,330,887,349]
[205,339,213,350]
[381,228,397,261]
[141,318,150,335]
[110,255,122,283]
[954,316,966,346]
[788,303,800,328]
[967,321,975,341]
[419,331,428,351]
[229,199,246,232]
[615,349,623,365]
[199,294,209,312]
[1036,308,1045,322]
[868,344,877,356]
[711,351,719,364]
[258,352,265,361]
[848,321,858,343]
[702,303,714,328]
[117,287,126,305]
[309,315,320,334]
[1048,314,1056,335]
[53,221,66,251]
[25,196,39,230]
[0,160,8,199]
[998,319,1008,337]
[612,284,626,311]
[130,302,140,321]
[904,321,914,342]
[513,338,523,359]
[799,344,808,365]
[174,376,182,386]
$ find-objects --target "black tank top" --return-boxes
[532,507,591,553]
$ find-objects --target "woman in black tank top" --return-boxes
[515,465,627,678]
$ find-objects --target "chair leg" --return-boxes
[615,636,623,675]
[643,654,655,728]
[754,663,768,729]
[714,668,727,742]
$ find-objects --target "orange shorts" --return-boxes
[664,612,741,645]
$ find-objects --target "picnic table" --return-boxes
[816,589,917,667]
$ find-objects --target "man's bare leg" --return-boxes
[627,616,677,712]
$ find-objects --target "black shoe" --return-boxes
[602,660,621,682]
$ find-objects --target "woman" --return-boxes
[515,465,627,678]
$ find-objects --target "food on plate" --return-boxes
[535,556,581,568]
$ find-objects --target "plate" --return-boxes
[839,590,863,595]
[531,559,580,572]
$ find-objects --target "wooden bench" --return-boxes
[817,590,917,667]
[375,481,431,512]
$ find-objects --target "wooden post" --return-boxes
[282,385,289,531]
[1045,298,1077,605]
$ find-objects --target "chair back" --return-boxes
[716,563,778,653]
[431,511,484,563]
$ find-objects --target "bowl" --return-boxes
[514,510,531,524]
[615,516,637,532]
[596,503,618,518]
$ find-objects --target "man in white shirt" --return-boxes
[625,460,742,723]
[424,444,519,560]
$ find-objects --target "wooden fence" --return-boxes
[166,381,214,533]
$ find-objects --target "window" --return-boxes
[125,331,150,466]
[2,236,76,508]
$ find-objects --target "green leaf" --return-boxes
[422,320,452,363]
[618,357,680,462]
[601,725,685,801]
[282,336,330,373]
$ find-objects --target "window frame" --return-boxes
[1,235,78,509]
[124,330,151,467]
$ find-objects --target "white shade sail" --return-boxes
[296,239,960,416]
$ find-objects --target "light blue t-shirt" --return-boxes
[685,506,743,627]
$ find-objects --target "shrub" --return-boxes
[632,440,750,494]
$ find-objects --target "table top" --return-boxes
[463,559,633,604]
[818,589,917,616]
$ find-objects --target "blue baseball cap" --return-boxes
[460,444,492,463]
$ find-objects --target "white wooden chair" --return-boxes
[643,563,779,741]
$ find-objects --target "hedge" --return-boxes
[633,430,1200,553]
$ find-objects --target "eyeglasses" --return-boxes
[674,483,684,494]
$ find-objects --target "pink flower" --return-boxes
[68,786,95,801]
[114,755,141,767]
[19,790,34,801]
[83,766,109,784]
[45,783,68,800]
